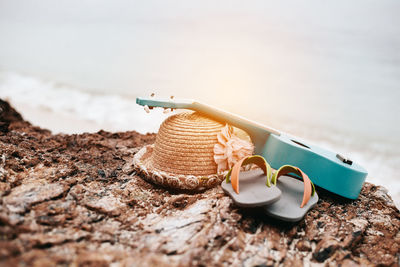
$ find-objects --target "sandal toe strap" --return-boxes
[271,165,315,208]
[226,155,272,194]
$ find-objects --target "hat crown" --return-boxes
[151,112,224,176]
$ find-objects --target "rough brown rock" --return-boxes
[0,99,399,266]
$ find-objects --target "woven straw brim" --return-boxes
[133,145,225,190]
[133,111,229,190]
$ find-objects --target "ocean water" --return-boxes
[0,0,399,207]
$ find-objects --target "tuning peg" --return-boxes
[144,105,150,113]
[163,108,171,114]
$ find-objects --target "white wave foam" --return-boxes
[0,71,168,134]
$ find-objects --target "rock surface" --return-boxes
[0,99,399,266]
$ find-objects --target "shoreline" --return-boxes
[9,100,117,135]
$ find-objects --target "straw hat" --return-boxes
[133,111,253,190]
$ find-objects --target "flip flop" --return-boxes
[264,165,318,222]
[221,155,281,207]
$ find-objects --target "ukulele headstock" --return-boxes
[137,94,195,113]
[140,94,181,114]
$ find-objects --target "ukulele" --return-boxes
[136,96,368,199]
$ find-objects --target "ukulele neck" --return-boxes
[191,101,280,137]
[136,97,281,146]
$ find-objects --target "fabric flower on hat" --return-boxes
[213,124,254,173]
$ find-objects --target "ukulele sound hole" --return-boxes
[291,140,310,149]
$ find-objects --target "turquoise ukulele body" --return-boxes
[137,97,368,199]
